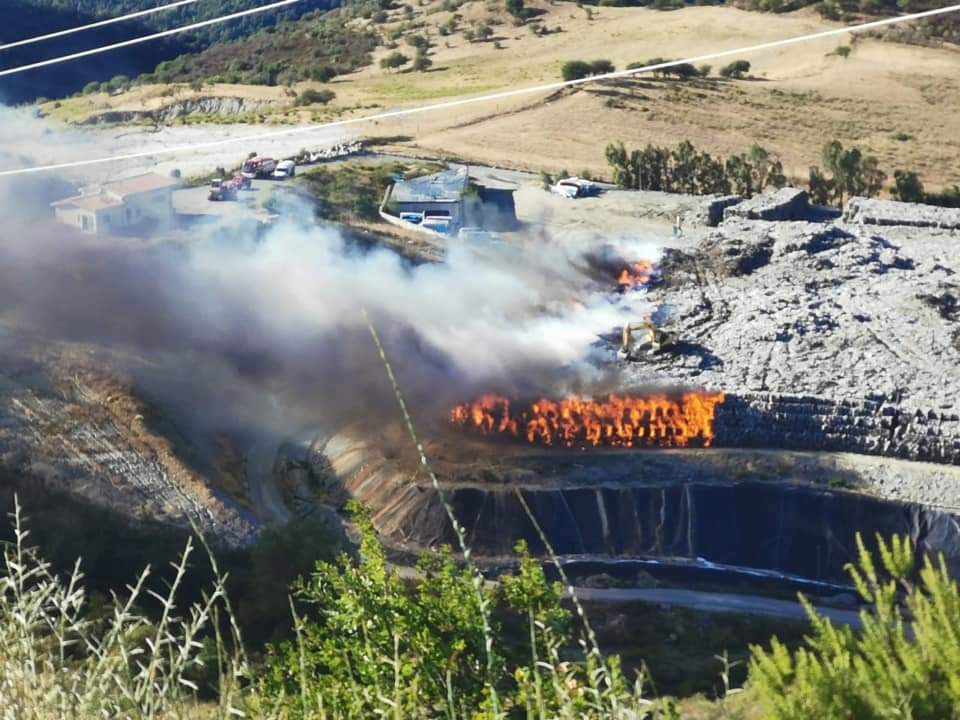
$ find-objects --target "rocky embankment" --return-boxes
[0,341,256,546]
[80,96,276,125]
[301,431,960,581]
[638,190,959,476]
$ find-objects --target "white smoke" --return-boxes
[0,107,666,437]
[184,214,660,379]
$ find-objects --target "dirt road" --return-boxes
[574,586,862,628]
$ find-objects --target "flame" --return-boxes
[450,392,725,449]
[617,261,656,290]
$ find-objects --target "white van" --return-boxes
[273,160,296,179]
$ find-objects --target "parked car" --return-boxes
[273,160,296,180]
[550,177,600,199]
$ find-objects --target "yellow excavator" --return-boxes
[620,317,676,360]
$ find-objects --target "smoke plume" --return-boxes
[0,110,662,442]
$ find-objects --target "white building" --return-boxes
[52,173,179,235]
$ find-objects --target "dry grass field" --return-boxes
[45,3,960,188]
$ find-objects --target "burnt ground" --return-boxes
[0,333,255,546]
[626,207,960,489]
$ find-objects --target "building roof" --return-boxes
[63,194,125,211]
[105,172,179,198]
[391,166,469,204]
[52,172,178,213]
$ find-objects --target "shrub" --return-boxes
[295,88,336,106]
[412,50,433,71]
[258,506,670,719]
[720,59,751,78]
[562,60,593,81]
[891,169,925,203]
[698,64,712,77]
[752,534,960,719]
[107,74,130,92]
[0,500,246,719]
[474,22,494,41]
[628,57,671,77]
[406,33,430,50]
[589,58,615,75]
[309,64,337,82]
[380,51,410,70]
[561,59,613,81]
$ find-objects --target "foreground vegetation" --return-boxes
[4,485,960,719]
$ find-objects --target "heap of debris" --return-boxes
[630,192,960,466]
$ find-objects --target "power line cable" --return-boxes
[2,2,958,177]
[0,0,200,52]
[0,0,301,77]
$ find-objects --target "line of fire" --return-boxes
[447,258,725,450]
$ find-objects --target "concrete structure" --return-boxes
[723,187,811,222]
[844,196,960,230]
[52,173,179,235]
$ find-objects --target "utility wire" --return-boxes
[0,0,301,77]
[2,2,958,176]
[361,307,502,716]
[0,0,200,52]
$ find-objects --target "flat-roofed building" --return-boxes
[387,166,469,235]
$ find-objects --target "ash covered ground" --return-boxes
[622,192,960,493]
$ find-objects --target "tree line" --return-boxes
[605,140,787,196]
[607,138,960,208]
[562,58,751,82]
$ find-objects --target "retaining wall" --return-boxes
[717,393,960,465]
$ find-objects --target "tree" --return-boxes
[892,169,925,202]
[561,60,593,81]
[628,57,669,77]
[807,166,835,206]
[605,142,633,188]
[819,141,887,206]
[107,74,130,93]
[506,0,527,22]
[412,50,433,72]
[670,140,699,194]
[406,33,430,51]
[588,59,615,75]
[751,534,960,719]
[309,64,336,82]
[720,59,751,79]
[380,51,410,71]
[665,63,698,80]
[562,59,613,81]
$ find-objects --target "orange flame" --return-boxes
[617,261,656,290]
[450,392,725,449]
